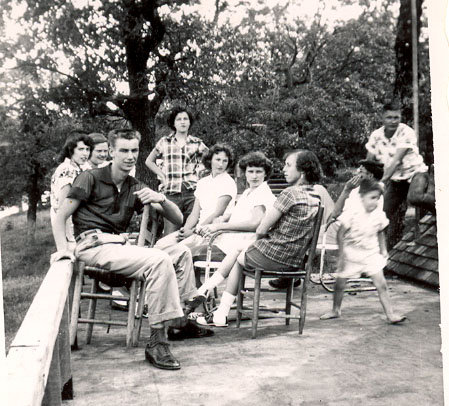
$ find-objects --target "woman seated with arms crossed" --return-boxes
[155,143,237,251]
[191,151,277,301]
[195,150,322,327]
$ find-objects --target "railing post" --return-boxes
[42,337,62,406]
[59,297,73,400]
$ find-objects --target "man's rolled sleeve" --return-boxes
[67,172,95,202]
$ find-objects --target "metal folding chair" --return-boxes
[317,219,377,293]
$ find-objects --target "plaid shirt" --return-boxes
[154,133,208,194]
[252,185,320,268]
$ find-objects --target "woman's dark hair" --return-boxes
[293,150,322,184]
[238,151,272,179]
[202,143,234,170]
[167,107,194,131]
[58,131,92,163]
[359,178,384,196]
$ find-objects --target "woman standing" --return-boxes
[145,107,208,234]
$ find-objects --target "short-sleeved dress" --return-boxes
[337,205,389,279]
[214,181,276,254]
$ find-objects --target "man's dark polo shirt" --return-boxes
[68,165,145,237]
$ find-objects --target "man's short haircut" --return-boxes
[58,131,92,163]
[88,132,108,146]
[359,159,384,181]
[108,129,141,148]
[167,107,194,131]
[289,150,322,184]
[202,143,234,170]
[238,151,273,179]
[383,100,402,112]
[359,178,384,196]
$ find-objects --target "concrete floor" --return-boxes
[66,277,443,406]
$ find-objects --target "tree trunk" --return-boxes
[26,166,41,241]
[393,0,424,124]
[121,1,166,189]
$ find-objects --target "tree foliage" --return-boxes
[0,0,433,230]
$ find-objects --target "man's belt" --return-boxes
[75,229,103,243]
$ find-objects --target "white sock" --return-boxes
[198,272,225,296]
[215,291,236,318]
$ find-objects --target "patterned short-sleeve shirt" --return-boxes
[252,185,320,268]
[50,158,83,212]
[154,133,208,194]
[365,123,427,181]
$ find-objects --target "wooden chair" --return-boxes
[236,206,324,338]
[69,205,159,348]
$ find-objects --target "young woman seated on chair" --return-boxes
[188,152,276,302]
[195,150,322,327]
[154,143,237,251]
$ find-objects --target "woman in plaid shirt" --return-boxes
[146,107,208,234]
[196,150,322,327]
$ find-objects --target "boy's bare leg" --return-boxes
[370,272,406,323]
[320,277,347,320]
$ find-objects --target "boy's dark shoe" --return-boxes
[167,320,214,341]
[268,277,301,290]
[145,342,181,370]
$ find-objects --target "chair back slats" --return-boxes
[72,204,158,347]
[137,205,151,247]
[305,205,324,272]
[138,205,159,247]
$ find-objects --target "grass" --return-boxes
[1,209,55,352]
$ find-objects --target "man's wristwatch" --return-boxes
[159,194,167,204]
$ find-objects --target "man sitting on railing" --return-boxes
[51,129,211,371]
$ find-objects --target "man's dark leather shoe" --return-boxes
[145,342,181,370]
[167,320,214,341]
[268,277,301,290]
